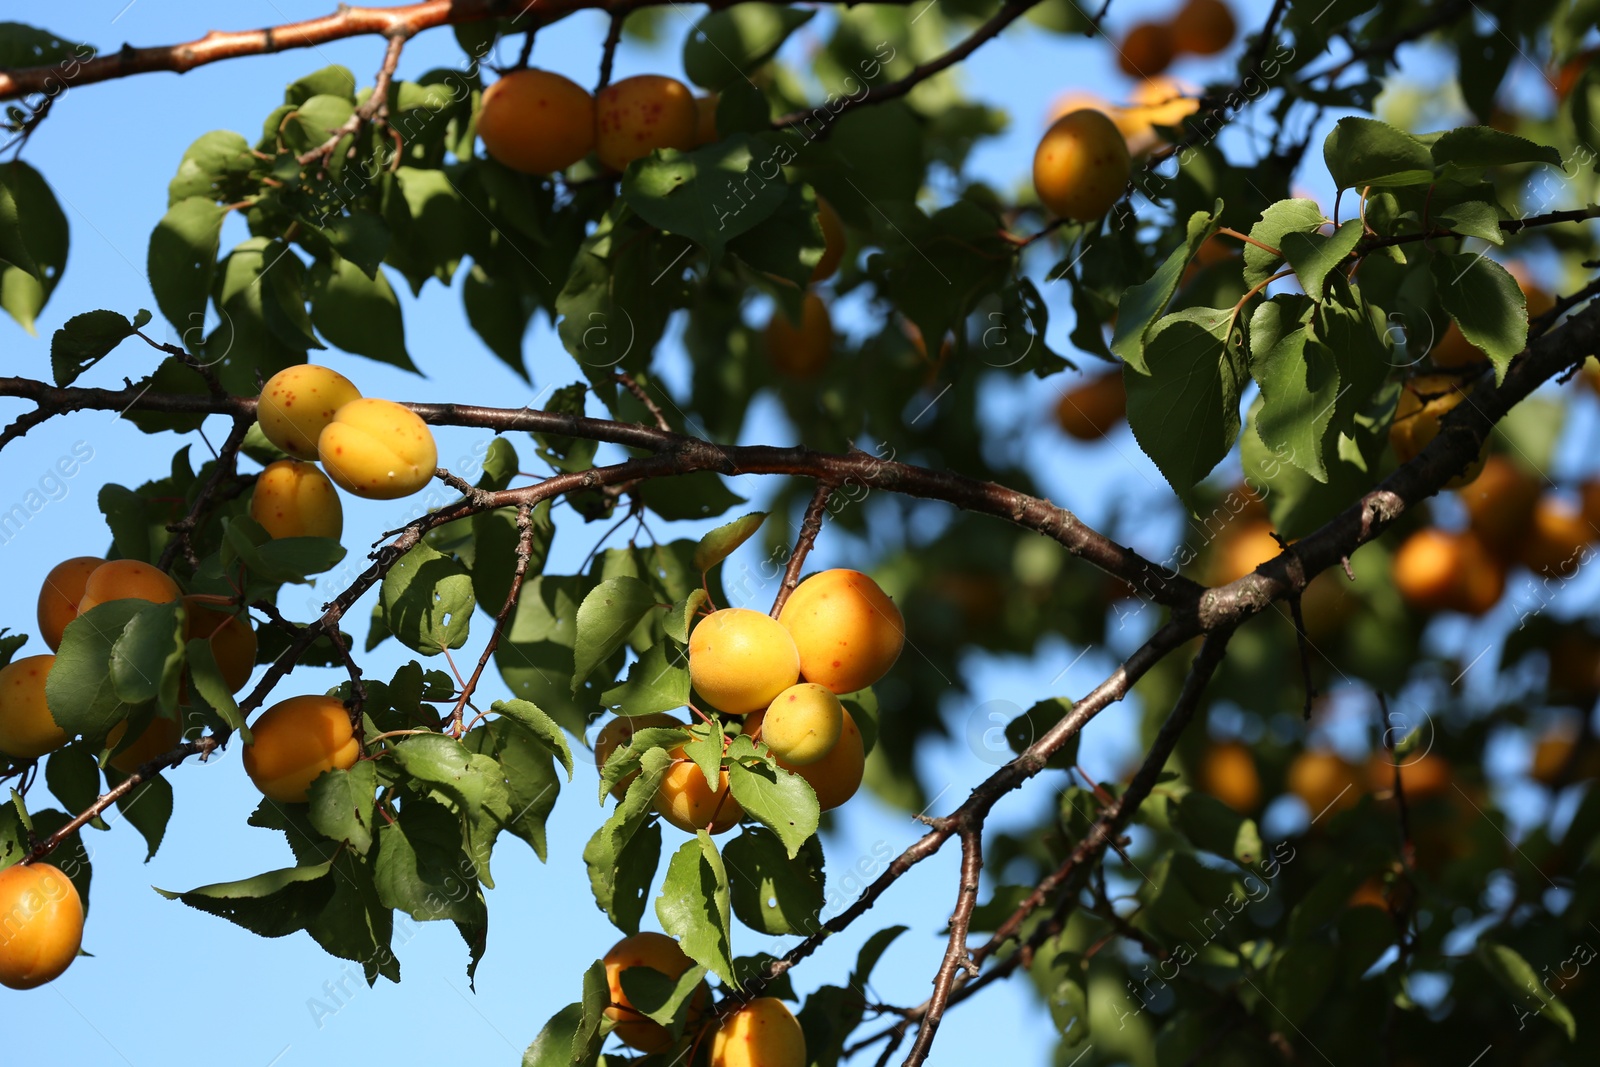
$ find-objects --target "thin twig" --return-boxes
[158,414,253,570]
[446,504,537,734]
[595,13,624,92]
[770,481,833,617]
[614,370,672,433]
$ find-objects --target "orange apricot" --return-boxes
[765,293,833,379]
[1517,497,1593,578]
[184,597,257,693]
[1199,740,1260,813]
[688,608,800,715]
[778,569,904,694]
[1286,750,1361,818]
[1456,455,1539,558]
[1117,22,1175,78]
[76,559,180,615]
[745,704,864,811]
[603,932,711,1053]
[655,744,742,833]
[595,74,699,172]
[1209,518,1280,585]
[1033,109,1131,222]
[1392,528,1503,615]
[249,459,344,541]
[0,862,84,990]
[811,197,846,282]
[0,655,67,760]
[1389,374,1485,487]
[1055,371,1128,440]
[1171,0,1237,55]
[594,713,684,799]
[106,713,183,775]
[37,556,103,652]
[1368,751,1451,799]
[695,94,720,146]
[241,694,360,803]
[711,996,807,1067]
[257,365,362,460]
[1117,77,1200,152]
[478,69,596,175]
[317,398,438,500]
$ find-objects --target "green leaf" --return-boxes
[1002,697,1078,769]
[1263,942,1338,1027]
[464,718,562,863]
[308,256,416,371]
[637,472,746,521]
[44,745,101,823]
[51,310,139,387]
[618,962,708,1038]
[306,849,399,985]
[307,761,377,855]
[657,831,735,986]
[489,699,574,779]
[373,798,486,924]
[665,589,709,645]
[381,542,475,656]
[853,924,907,986]
[187,638,249,737]
[107,600,186,708]
[601,641,691,715]
[1250,295,1337,483]
[723,825,825,935]
[0,171,37,279]
[462,263,533,380]
[693,511,767,572]
[1323,117,1434,189]
[1124,307,1246,504]
[1280,220,1362,299]
[1430,127,1562,174]
[683,3,814,90]
[584,747,673,927]
[286,66,357,105]
[107,768,173,862]
[0,161,68,334]
[1430,252,1527,381]
[157,861,335,938]
[148,197,227,338]
[392,733,511,821]
[168,130,258,205]
[1111,207,1220,374]
[523,1003,584,1067]
[1170,791,1263,866]
[727,760,819,858]
[572,960,610,1065]
[571,576,658,693]
[1244,198,1324,286]
[598,726,692,802]
[1476,941,1578,1040]
[1437,200,1505,244]
[47,600,152,738]
[623,135,789,262]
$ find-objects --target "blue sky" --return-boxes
[6,1,1575,1064]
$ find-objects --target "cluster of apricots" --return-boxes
[254,363,438,517]
[601,932,804,1064]
[1392,453,1600,616]
[1052,76,1202,158]
[1202,740,1454,819]
[763,199,847,380]
[478,69,723,177]
[1115,0,1237,79]
[592,569,903,836]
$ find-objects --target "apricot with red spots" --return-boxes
[778,569,904,694]
[688,608,800,715]
[242,694,360,803]
[595,74,698,171]
[250,459,344,541]
[711,995,806,1067]
[37,556,103,652]
[317,398,438,500]
[76,559,180,615]
[1033,109,1131,222]
[478,69,596,174]
[257,365,362,460]
[603,932,711,1052]
[0,655,67,760]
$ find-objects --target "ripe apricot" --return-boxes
[478,69,596,175]
[655,745,742,833]
[1117,77,1200,152]
[778,569,904,695]
[1428,321,1481,368]
[76,559,180,615]
[1209,519,1279,585]
[1287,750,1360,818]
[594,713,684,799]
[745,704,864,810]
[317,398,438,500]
[765,293,832,379]
[242,695,360,804]
[1457,455,1538,557]
[1368,751,1450,800]
[0,862,83,990]
[595,74,698,172]
[184,598,257,693]
[1531,728,1579,785]
[37,556,103,652]
[0,655,67,760]
[1033,109,1131,222]
[695,94,720,146]
[711,996,806,1067]
[1055,371,1127,440]
[1517,497,1593,577]
[1392,528,1503,615]
[811,197,846,282]
[257,365,362,460]
[249,459,344,541]
[1347,878,1390,911]
[603,932,711,1052]
[759,683,843,766]
[1199,740,1259,813]
[1389,375,1485,487]
[688,608,799,715]
[1171,0,1237,56]
[106,713,183,775]
[1117,22,1175,78]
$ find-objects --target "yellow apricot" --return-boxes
[106,713,183,775]
[257,365,362,460]
[76,559,180,615]
[0,655,67,760]
[1517,497,1592,578]
[1118,77,1201,153]
[37,556,103,652]
[655,745,743,833]
[711,996,806,1067]
[595,74,699,172]
[765,293,832,379]
[778,569,904,694]
[688,608,799,715]
[1199,741,1260,813]
[695,94,720,146]
[1286,750,1360,818]
[1032,109,1131,222]
[249,459,344,541]
[746,704,864,811]
[1392,528,1504,616]
[317,398,438,500]
[603,932,711,1053]
[811,197,846,282]
[1171,0,1237,56]
[184,597,257,693]
[478,69,596,175]
[759,683,843,766]
[242,695,360,803]
[595,713,684,800]
[0,862,84,990]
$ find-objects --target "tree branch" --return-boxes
[770,480,833,617]
[157,413,253,570]
[447,503,536,734]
